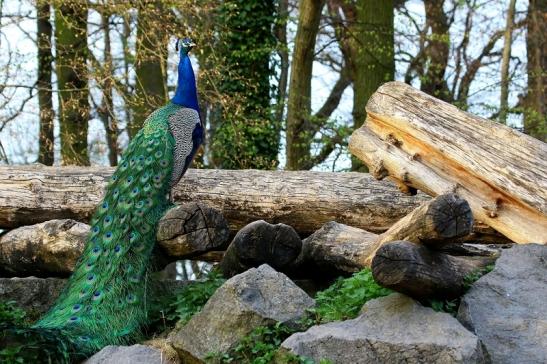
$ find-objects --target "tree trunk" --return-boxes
[351,0,394,170]
[349,81,547,244]
[499,0,517,124]
[421,0,450,101]
[130,1,168,138]
[285,0,325,170]
[55,2,90,165]
[524,0,546,141]
[274,0,289,126]
[0,166,428,233]
[37,1,54,166]
[99,12,118,166]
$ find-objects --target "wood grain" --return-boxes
[0,166,429,234]
[349,81,547,243]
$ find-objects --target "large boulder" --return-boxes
[83,344,177,364]
[0,276,66,316]
[457,244,547,364]
[0,219,88,276]
[281,293,486,364]
[168,264,314,362]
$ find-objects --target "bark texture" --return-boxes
[0,166,428,234]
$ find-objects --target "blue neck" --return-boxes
[172,53,199,111]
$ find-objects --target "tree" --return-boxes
[329,0,395,170]
[37,0,54,165]
[524,0,546,141]
[499,0,517,124]
[210,0,279,169]
[54,1,90,165]
[130,1,169,138]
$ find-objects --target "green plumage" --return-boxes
[32,103,182,357]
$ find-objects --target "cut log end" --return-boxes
[428,193,474,241]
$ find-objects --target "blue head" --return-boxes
[172,37,199,111]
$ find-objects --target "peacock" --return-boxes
[0,37,203,362]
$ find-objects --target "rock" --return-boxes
[169,264,314,362]
[0,219,88,276]
[281,293,486,364]
[0,276,66,316]
[457,244,547,364]
[156,203,230,259]
[83,344,177,364]
[298,221,379,276]
[219,221,302,277]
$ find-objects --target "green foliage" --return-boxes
[207,323,329,364]
[168,271,226,325]
[463,264,494,290]
[0,301,28,327]
[307,269,393,324]
[211,0,280,169]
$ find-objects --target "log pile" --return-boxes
[348,81,547,244]
[2,81,544,303]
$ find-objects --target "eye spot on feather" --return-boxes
[104,231,113,241]
[68,316,80,323]
[127,294,137,304]
[87,274,95,282]
[136,200,144,208]
[131,187,140,196]
[145,156,154,165]
[92,226,100,235]
[114,245,122,254]
[104,215,113,226]
[72,304,82,312]
[160,159,168,167]
[85,262,93,271]
[101,202,109,210]
[111,175,118,182]
[154,150,163,158]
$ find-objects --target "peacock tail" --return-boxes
[33,103,181,355]
[1,37,202,363]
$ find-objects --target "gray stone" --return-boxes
[457,244,547,364]
[0,276,66,316]
[0,219,88,276]
[168,264,314,362]
[83,344,176,364]
[282,293,486,364]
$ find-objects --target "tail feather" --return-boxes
[1,105,179,360]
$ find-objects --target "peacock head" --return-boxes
[176,37,196,56]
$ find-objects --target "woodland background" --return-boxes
[0,0,545,171]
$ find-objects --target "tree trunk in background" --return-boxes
[130,1,168,138]
[99,12,118,166]
[211,0,278,169]
[499,0,516,124]
[524,0,546,141]
[351,0,394,171]
[37,1,54,165]
[421,0,450,101]
[286,0,325,170]
[274,0,289,126]
[55,2,89,165]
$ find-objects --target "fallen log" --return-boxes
[0,203,228,277]
[156,203,230,259]
[371,241,496,300]
[349,81,547,244]
[0,166,428,234]
[297,194,477,275]
[219,220,302,277]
